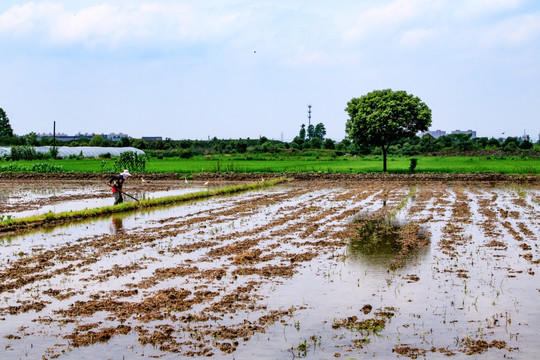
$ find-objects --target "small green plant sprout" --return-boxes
[292,339,309,358]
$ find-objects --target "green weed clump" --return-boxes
[0,178,287,232]
[0,163,63,173]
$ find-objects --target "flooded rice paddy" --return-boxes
[0,179,539,359]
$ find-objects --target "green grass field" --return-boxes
[2,155,539,175]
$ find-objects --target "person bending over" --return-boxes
[108,169,131,205]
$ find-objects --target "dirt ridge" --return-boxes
[0,172,538,182]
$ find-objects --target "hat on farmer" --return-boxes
[120,169,131,178]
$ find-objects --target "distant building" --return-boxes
[36,132,130,142]
[451,129,476,139]
[420,130,446,139]
[104,133,129,141]
[37,132,91,141]
[142,137,163,141]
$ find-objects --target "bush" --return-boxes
[10,146,43,160]
[114,151,147,172]
[179,148,195,159]
[409,158,418,173]
[49,147,59,159]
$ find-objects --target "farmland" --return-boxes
[0,176,539,359]
[1,154,540,174]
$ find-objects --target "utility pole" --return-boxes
[53,121,56,157]
[307,105,312,140]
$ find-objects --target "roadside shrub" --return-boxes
[409,158,418,173]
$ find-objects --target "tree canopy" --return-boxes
[0,108,14,137]
[345,89,432,171]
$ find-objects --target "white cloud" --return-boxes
[1,1,539,67]
[480,12,540,48]
[342,0,430,41]
[0,2,248,48]
[454,0,523,17]
[0,3,63,35]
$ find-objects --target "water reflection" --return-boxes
[110,216,125,235]
[347,217,430,269]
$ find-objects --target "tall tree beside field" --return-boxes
[313,123,326,140]
[345,89,432,172]
[299,124,306,141]
[0,108,14,137]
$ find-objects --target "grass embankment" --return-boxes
[2,155,540,174]
[0,178,287,233]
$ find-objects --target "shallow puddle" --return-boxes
[0,180,538,359]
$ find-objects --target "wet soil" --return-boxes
[0,177,538,359]
[0,171,538,183]
[0,178,223,215]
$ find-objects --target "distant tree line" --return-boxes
[0,107,538,160]
[2,132,537,161]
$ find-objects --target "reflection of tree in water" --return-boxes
[348,217,430,270]
[110,216,124,235]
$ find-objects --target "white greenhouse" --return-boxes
[0,146,144,158]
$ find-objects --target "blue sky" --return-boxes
[1,0,539,141]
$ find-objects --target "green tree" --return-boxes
[24,132,39,146]
[291,136,304,148]
[299,124,306,141]
[132,138,148,150]
[307,124,315,140]
[90,135,104,146]
[345,89,431,172]
[323,138,335,150]
[502,137,519,151]
[487,138,501,148]
[519,139,533,150]
[119,137,131,147]
[0,108,14,137]
[314,123,326,140]
[306,137,322,149]
[419,134,439,153]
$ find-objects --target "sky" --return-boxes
[1,0,539,142]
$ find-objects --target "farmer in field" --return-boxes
[108,169,131,205]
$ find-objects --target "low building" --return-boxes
[36,132,130,142]
[142,137,163,141]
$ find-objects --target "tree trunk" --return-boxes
[382,146,387,172]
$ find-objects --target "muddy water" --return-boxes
[0,181,538,359]
[0,179,220,218]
